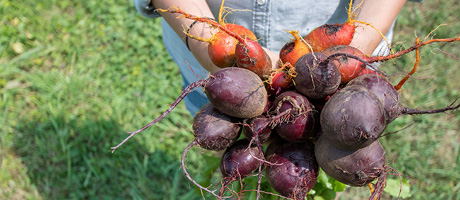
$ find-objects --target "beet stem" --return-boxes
[394,37,420,90]
[155,8,246,43]
[401,99,460,115]
[366,37,460,63]
[110,79,209,153]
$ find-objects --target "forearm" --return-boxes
[349,0,407,55]
[153,0,221,73]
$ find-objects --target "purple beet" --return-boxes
[265,139,319,199]
[205,67,268,119]
[320,85,386,150]
[243,116,273,144]
[193,103,241,151]
[315,136,386,187]
[294,52,341,99]
[347,74,402,124]
[220,139,261,179]
[273,91,318,142]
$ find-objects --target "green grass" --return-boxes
[0,0,459,200]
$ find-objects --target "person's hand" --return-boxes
[263,47,281,70]
[349,0,407,55]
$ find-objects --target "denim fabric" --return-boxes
[161,19,210,115]
[134,0,416,115]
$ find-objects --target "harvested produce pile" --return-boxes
[112,2,460,200]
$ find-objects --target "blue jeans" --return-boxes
[161,19,210,116]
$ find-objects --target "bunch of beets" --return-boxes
[112,4,460,200]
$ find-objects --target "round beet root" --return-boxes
[320,85,386,150]
[193,103,241,151]
[208,24,257,68]
[235,39,272,78]
[315,136,385,187]
[205,67,268,119]
[243,116,273,144]
[220,139,261,180]
[321,45,366,84]
[273,91,318,142]
[265,139,318,199]
[266,70,293,96]
[347,74,402,124]
[294,52,341,99]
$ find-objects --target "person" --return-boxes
[133,0,419,115]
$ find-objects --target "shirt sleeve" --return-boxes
[133,0,160,18]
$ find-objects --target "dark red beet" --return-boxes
[294,52,341,99]
[273,91,318,142]
[220,139,261,179]
[205,67,268,119]
[265,139,318,199]
[266,70,293,96]
[193,103,241,151]
[315,136,385,187]
[347,74,402,124]
[243,116,273,144]
[320,85,386,150]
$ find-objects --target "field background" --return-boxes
[0,0,458,199]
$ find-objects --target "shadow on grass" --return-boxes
[12,114,199,200]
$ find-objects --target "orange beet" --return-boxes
[322,45,366,84]
[304,22,355,52]
[302,0,357,52]
[235,39,272,78]
[208,24,257,68]
[279,30,311,66]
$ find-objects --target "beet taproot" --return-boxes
[193,103,241,151]
[220,139,261,180]
[294,52,341,99]
[322,45,366,84]
[348,74,402,124]
[315,136,385,187]
[273,91,318,142]
[205,67,268,119]
[320,85,386,150]
[265,139,318,199]
[208,24,258,68]
[243,116,273,144]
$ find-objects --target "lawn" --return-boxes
[0,0,459,200]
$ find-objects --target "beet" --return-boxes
[315,136,385,187]
[304,22,355,52]
[208,24,257,68]
[220,139,261,179]
[273,91,318,142]
[279,30,311,66]
[322,45,366,84]
[347,74,402,124]
[243,116,273,144]
[265,139,318,199]
[266,70,293,96]
[193,103,241,151]
[235,38,272,78]
[205,67,268,119]
[320,85,386,150]
[294,52,341,99]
